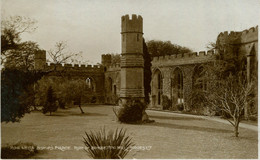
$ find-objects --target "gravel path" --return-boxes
[146,109,258,131]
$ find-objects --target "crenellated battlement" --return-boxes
[152,50,216,66]
[106,64,121,72]
[107,64,120,68]
[218,26,258,44]
[45,63,104,72]
[121,14,143,33]
[240,26,258,37]
[101,54,112,66]
[241,26,258,43]
[101,54,112,59]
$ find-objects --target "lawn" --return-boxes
[1,105,258,159]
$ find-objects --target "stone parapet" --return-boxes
[218,26,258,44]
[107,64,121,72]
[152,50,215,67]
[121,14,143,33]
[45,63,104,72]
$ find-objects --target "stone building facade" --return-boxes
[150,50,215,111]
[102,54,121,104]
[150,25,258,114]
[35,15,258,114]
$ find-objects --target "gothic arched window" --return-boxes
[86,77,95,92]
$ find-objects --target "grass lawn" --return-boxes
[1,105,258,159]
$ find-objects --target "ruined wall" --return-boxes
[217,26,258,59]
[34,52,105,104]
[151,50,216,110]
[35,51,123,105]
[150,26,258,115]
[217,26,258,84]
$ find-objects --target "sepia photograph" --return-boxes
[1,0,259,159]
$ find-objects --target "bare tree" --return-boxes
[205,74,254,137]
[46,41,84,79]
[1,16,37,36]
[47,41,82,65]
[205,42,216,50]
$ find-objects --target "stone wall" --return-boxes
[34,52,105,104]
[104,64,121,104]
[150,50,215,111]
[150,26,258,115]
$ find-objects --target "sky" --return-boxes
[1,0,259,64]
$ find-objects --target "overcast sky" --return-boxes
[1,0,259,64]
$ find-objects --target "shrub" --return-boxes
[176,103,184,111]
[1,69,44,122]
[91,96,97,103]
[83,127,134,159]
[74,98,80,105]
[162,95,171,110]
[42,86,58,115]
[249,115,257,121]
[169,107,175,111]
[1,142,38,159]
[117,99,146,123]
[112,95,120,105]
[58,99,66,109]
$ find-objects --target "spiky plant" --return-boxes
[83,127,134,159]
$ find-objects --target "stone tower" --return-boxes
[101,54,112,67]
[120,14,144,101]
[34,50,46,70]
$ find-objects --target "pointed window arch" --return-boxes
[172,67,184,104]
[86,77,96,92]
[152,69,163,106]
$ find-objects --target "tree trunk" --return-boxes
[234,120,239,137]
[79,103,84,114]
[244,102,249,120]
